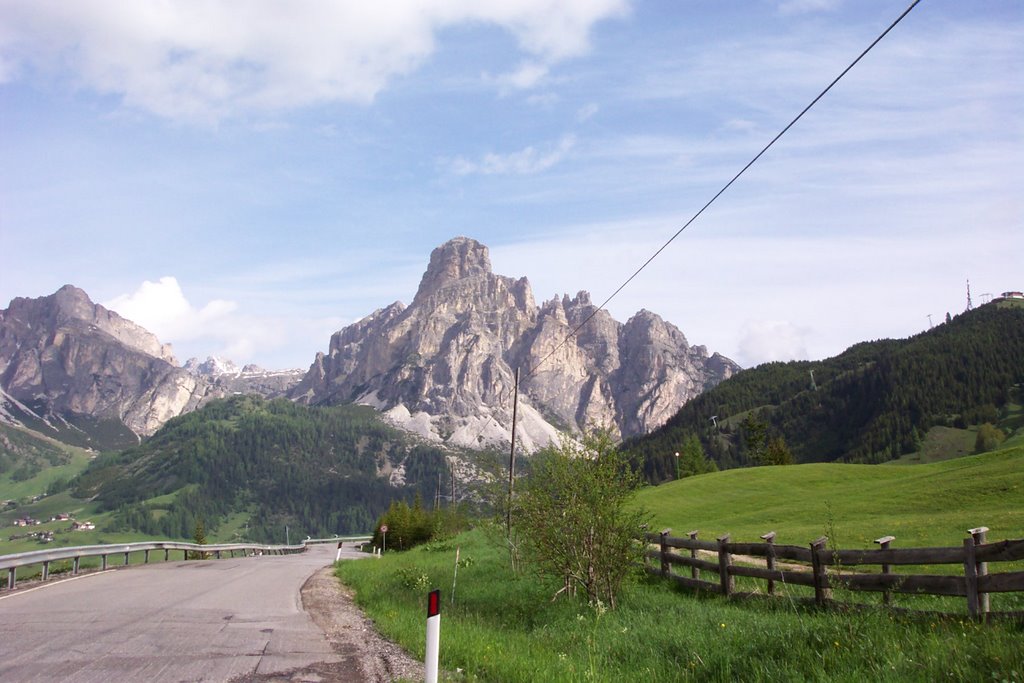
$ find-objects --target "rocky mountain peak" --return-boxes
[564,290,593,308]
[413,237,493,304]
[293,237,740,451]
[52,284,95,318]
[184,356,241,377]
[624,309,689,349]
[1,285,218,445]
[4,284,177,364]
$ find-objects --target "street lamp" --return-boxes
[674,452,680,480]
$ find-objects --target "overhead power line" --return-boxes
[526,0,923,378]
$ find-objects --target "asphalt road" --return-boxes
[0,542,368,682]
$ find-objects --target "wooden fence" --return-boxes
[643,526,1024,619]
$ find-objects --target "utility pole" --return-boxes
[927,313,933,329]
[506,367,520,536]
[966,279,973,311]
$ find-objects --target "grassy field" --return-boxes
[336,446,1024,681]
[635,446,1024,549]
[337,526,1024,682]
[0,425,97,501]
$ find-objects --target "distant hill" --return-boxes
[626,304,1024,481]
[72,395,486,542]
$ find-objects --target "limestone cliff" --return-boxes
[0,285,218,447]
[293,237,739,450]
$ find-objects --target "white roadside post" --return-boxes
[425,589,441,683]
[335,541,343,562]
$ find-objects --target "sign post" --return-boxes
[380,524,388,553]
[425,589,441,683]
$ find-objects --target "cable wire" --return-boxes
[526,0,923,378]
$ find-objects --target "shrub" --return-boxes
[514,430,650,609]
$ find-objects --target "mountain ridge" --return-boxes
[0,285,218,448]
[290,237,739,450]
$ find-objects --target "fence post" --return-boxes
[874,535,895,606]
[810,537,830,606]
[963,536,979,618]
[962,528,987,618]
[760,532,776,595]
[687,530,699,581]
[717,534,733,597]
[659,529,672,579]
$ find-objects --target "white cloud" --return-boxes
[737,320,810,367]
[450,134,576,175]
[489,61,549,92]
[104,276,237,343]
[576,102,599,122]
[102,275,349,369]
[0,0,628,122]
[777,0,841,15]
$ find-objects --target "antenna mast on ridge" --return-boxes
[966,279,973,311]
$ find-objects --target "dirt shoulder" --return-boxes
[301,565,425,682]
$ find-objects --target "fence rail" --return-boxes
[644,526,1024,619]
[0,535,372,591]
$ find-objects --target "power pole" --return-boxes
[966,279,973,311]
[450,463,456,509]
[506,367,520,536]
[926,313,933,329]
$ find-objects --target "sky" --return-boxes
[1,0,1021,371]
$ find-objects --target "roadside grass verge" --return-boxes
[336,527,1024,682]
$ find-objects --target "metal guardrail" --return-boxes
[0,535,373,591]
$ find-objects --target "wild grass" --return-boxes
[336,527,1024,682]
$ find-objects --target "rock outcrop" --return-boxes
[184,356,303,398]
[0,285,218,447]
[293,237,738,450]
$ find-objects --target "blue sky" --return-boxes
[1,0,1021,370]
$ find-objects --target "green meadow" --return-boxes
[337,447,1024,682]
[635,446,1024,549]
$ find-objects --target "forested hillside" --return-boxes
[72,395,479,542]
[627,304,1024,481]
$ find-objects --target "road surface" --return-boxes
[0,542,392,682]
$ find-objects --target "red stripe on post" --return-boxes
[427,589,441,618]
